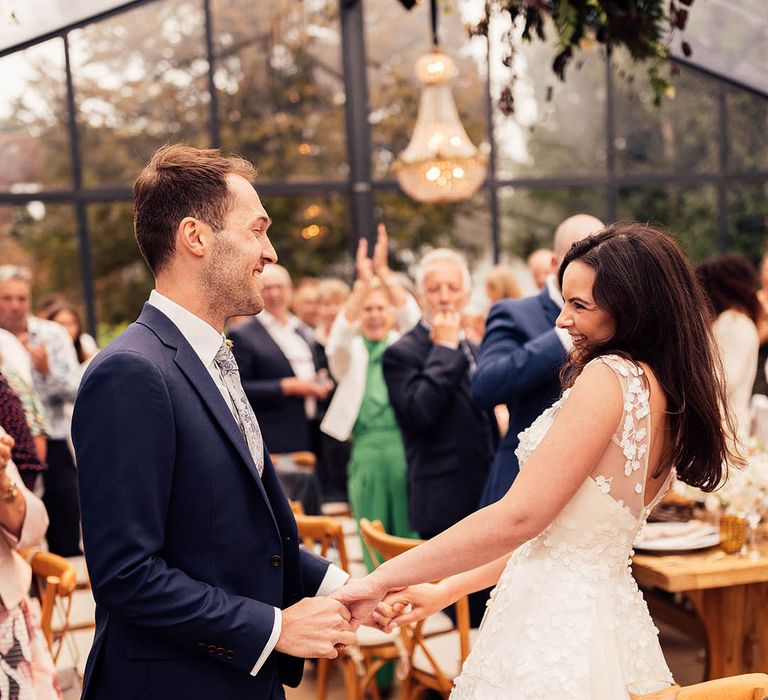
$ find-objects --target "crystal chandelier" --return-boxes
[395,2,487,203]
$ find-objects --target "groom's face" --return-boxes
[203,174,277,317]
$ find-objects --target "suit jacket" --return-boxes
[228,317,324,454]
[471,287,567,506]
[72,304,329,700]
[383,324,497,535]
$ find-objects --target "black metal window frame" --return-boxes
[0,0,766,334]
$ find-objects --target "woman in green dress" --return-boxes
[321,225,421,570]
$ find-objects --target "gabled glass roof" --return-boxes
[1,0,766,96]
[0,0,132,54]
[669,0,768,96]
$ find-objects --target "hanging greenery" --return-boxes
[468,0,695,115]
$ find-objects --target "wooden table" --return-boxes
[632,538,768,679]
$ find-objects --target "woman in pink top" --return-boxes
[0,430,61,699]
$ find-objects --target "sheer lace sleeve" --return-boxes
[585,355,654,519]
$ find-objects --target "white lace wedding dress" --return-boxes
[451,355,675,699]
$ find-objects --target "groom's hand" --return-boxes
[331,577,396,630]
[276,596,355,659]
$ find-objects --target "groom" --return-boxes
[72,145,354,699]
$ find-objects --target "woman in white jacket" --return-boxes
[321,226,421,571]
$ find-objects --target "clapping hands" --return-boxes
[354,223,393,290]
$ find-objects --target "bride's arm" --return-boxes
[334,361,623,622]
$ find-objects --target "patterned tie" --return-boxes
[214,341,264,477]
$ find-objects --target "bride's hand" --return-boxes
[372,582,451,631]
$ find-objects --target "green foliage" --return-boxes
[472,0,693,114]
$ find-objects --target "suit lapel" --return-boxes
[137,305,279,534]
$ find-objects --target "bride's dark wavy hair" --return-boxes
[557,222,740,491]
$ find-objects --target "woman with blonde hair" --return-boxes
[485,265,522,305]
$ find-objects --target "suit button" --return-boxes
[226,650,235,661]
[207,644,216,654]
[216,647,225,656]
[196,642,206,650]
[270,555,282,568]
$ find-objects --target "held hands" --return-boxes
[330,574,393,630]
[24,342,50,376]
[280,376,334,400]
[276,596,356,659]
[372,583,450,632]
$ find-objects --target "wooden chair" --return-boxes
[358,519,474,699]
[23,549,78,662]
[273,451,317,468]
[293,513,392,700]
[675,673,768,700]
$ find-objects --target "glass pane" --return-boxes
[88,202,154,331]
[499,187,607,260]
[365,0,489,181]
[70,0,211,188]
[612,56,719,175]
[0,204,82,306]
[727,181,768,265]
[261,191,351,277]
[373,189,491,273]
[0,40,71,191]
[727,88,768,173]
[213,0,347,182]
[491,18,607,179]
[617,185,719,261]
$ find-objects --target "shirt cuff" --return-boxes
[250,607,282,676]
[554,326,573,352]
[316,564,350,596]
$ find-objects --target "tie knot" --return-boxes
[215,341,237,371]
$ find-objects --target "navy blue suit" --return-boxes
[471,287,567,506]
[72,304,329,700]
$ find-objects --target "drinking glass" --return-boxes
[626,679,680,699]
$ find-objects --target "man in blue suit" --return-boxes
[72,145,354,699]
[472,214,604,506]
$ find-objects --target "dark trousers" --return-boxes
[43,438,82,556]
[420,529,491,628]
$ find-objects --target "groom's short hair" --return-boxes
[133,144,256,276]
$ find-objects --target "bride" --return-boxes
[333,222,741,699]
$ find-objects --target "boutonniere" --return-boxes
[224,338,234,349]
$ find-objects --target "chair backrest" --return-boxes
[294,513,350,573]
[288,499,305,516]
[273,451,317,469]
[677,673,768,700]
[358,519,472,694]
[23,549,77,660]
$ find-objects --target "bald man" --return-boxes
[527,248,555,289]
[472,214,604,505]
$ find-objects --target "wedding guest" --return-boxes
[526,248,555,289]
[292,277,320,336]
[472,214,604,506]
[485,265,522,305]
[0,265,81,556]
[321,224,421,571]
[229,264,331,513]
[0,436,60,699]
[45,301,98,366]
[314,278,350,348]
[753,251,768,395]
[383,249,497,625]
[0,330,48,462]
[0,372,46,490]
[696,253,760,444]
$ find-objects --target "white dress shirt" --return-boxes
[258,310,318,419]
[546,274,573,352]
[147,291,348,675]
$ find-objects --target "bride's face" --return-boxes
[556,260,615,350]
